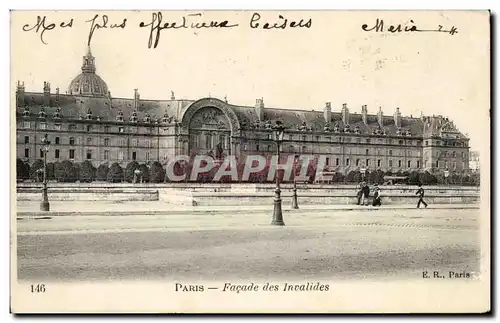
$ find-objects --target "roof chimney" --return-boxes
[361,105,368,124]
[255,97,264,121]
[324,102,331,123]
[341,103,349,125]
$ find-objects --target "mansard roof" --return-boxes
[16,92,466,139]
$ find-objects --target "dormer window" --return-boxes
[354,125,360,134]
[333,124,340,132]
[96,116,101,122]
[22,106,30,117]
[143,113,151,123]
[53,107,62,119]
[130,110,138,123]
[396,128,402,136]
[299,121,307,131]
[161,112,171,124]
[405,129,412,136]
[116,111,124,122]
[86,108,92,120]
[38,107,46,119]
[323,123,331,132]
[344,124,350,133]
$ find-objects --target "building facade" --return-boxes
[16,47,471,174]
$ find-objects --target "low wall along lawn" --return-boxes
[17,182,480,206]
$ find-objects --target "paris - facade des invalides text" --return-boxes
[16,47,471,183]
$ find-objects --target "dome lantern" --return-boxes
[68,46,110,98]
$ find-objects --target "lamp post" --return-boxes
[40,134,51,211]
[291,154,299,209]
[134,168,142,184]
[271,120,285,226]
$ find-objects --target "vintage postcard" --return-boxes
[10,10,490,313]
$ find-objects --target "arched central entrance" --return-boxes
[188,106,231,158]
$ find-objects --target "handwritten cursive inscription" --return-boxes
[249,13,312,29]
[139,12,239,49]
[22,16,73,45]
[362,19,458,35]
[86,14,127,46]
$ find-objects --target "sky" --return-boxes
[10,10,489,150]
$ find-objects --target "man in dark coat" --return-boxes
[361,182,370,206]
[416,184,428,208]
[372,185,381,207]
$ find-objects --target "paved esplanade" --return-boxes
[17,208,479,281]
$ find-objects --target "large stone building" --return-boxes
[16,47,470,174]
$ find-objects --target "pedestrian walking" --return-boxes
[372,185,381,207]
[416,184,428,208]
[361,182,370,206]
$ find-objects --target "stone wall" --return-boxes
[17,183,480,205]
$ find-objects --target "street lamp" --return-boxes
[271,120,285,226]
[291,154,299,209]
[40,133,51,211]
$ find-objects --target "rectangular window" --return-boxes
[417,161,420,168]
[24,136,29,144]
[356,159,360,166]
[118,151,124,160]
[86,125,92,132]
[132,151,137,160]
[365,148,369,155]
[39,123,47,130]
[40,149,44,158]
[206,134,212,149]
[389,150,392,156]
[104,150,109,160]
[54,124,62,131]
[256,144,259,151]
[69,137,75,145]
[267,144,272,152]
[302,135,306,141]
[398,160,402,168]
[86,150,92,159]
[104,126,110,132]
[55,149,60,159]
[377,159,381,167]
[69,124,76,130]
[23,121,30,129]
[87,137,93,145]
[119,127,124,133]
[104,138,110,146]
[366,139,371,144]
[69,149,75,159]
[146,151,150,161]
[55,137,60,145]
[326,157,330,166]
[408,160,411,168]
[452,161,456,170]
[336,158,339,166]
[24,148,29,158]
[436,160,439,168]
[366,159,370,166]
[146,140,151,149]
[315,136,320,142]
[346,158,350,166]
[389,159,393,167]
[132,139,137,147]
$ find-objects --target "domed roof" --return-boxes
[68,46,110,97]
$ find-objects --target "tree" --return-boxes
[419,171,437,185]
[30,159,44,182]
[54,160,78,182]
[107,163,124,183]
[79,160,96,183]
[408,170,420,185]
[139,164,150,183]
[96,163,109,181]
[370,169,385,184]
[46,162,55,180]
[16,159,29,181]
[124,161,140,183]
[346,170,362,183]
[149,161,165,183]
